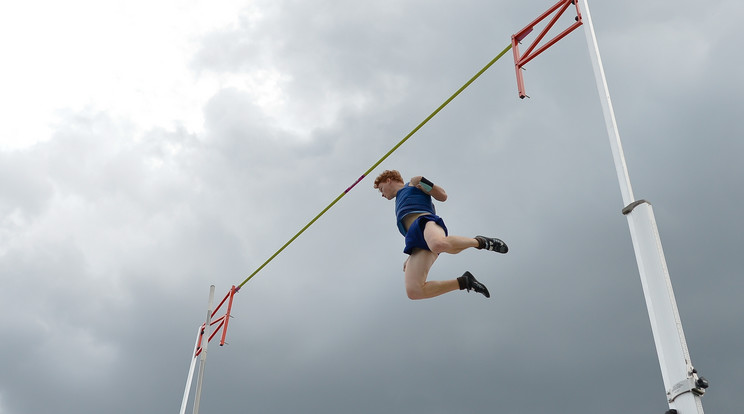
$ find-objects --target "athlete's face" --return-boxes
[377,179,397,200]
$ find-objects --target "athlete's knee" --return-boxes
[406,285,426,300]
[427,238,451,254]
[404,278,427,300]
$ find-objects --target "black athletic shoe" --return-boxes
[475,235,508,254]
[460,271,490,298]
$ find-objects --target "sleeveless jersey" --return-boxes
[395,183,435,236]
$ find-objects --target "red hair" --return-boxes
[373,170,403,188]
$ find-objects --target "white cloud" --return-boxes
[0,0,257,150]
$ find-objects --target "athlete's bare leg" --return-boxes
[403,249,459,300]
[422,220,479,254]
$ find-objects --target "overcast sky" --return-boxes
[1,0,742,413]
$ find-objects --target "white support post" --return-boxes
[193,285,216,414]
[179,326,202,414]
[580,1,706,412]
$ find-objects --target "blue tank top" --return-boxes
[395,183,435,236]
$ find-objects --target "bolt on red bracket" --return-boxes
[512,0,584,99]
[195,285,238,357]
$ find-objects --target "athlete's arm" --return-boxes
[410,176,448,202]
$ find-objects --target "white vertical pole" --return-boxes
[580,1,706,412]
[193,285,215,414]
[179,326,202,414]
[580,0,634,207]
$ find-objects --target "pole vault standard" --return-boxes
[192,286,215,414]
[513,1,708,412]
[580,1,709,412]
[180,285,237,414]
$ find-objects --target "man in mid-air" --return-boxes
[374,170,508,300]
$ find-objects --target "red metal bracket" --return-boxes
[195,285,238,356]
[512,0,584,99]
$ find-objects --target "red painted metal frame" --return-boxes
[512,0,584,99]
[195,285,238,357]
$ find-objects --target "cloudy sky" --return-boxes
[1,0,742,413]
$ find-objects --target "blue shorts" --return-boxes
[403,214,448,255]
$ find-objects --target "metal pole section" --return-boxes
[580,1,706,412]
[193,285,216,414]
[579,0,634,206]
[179,326,202,414]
